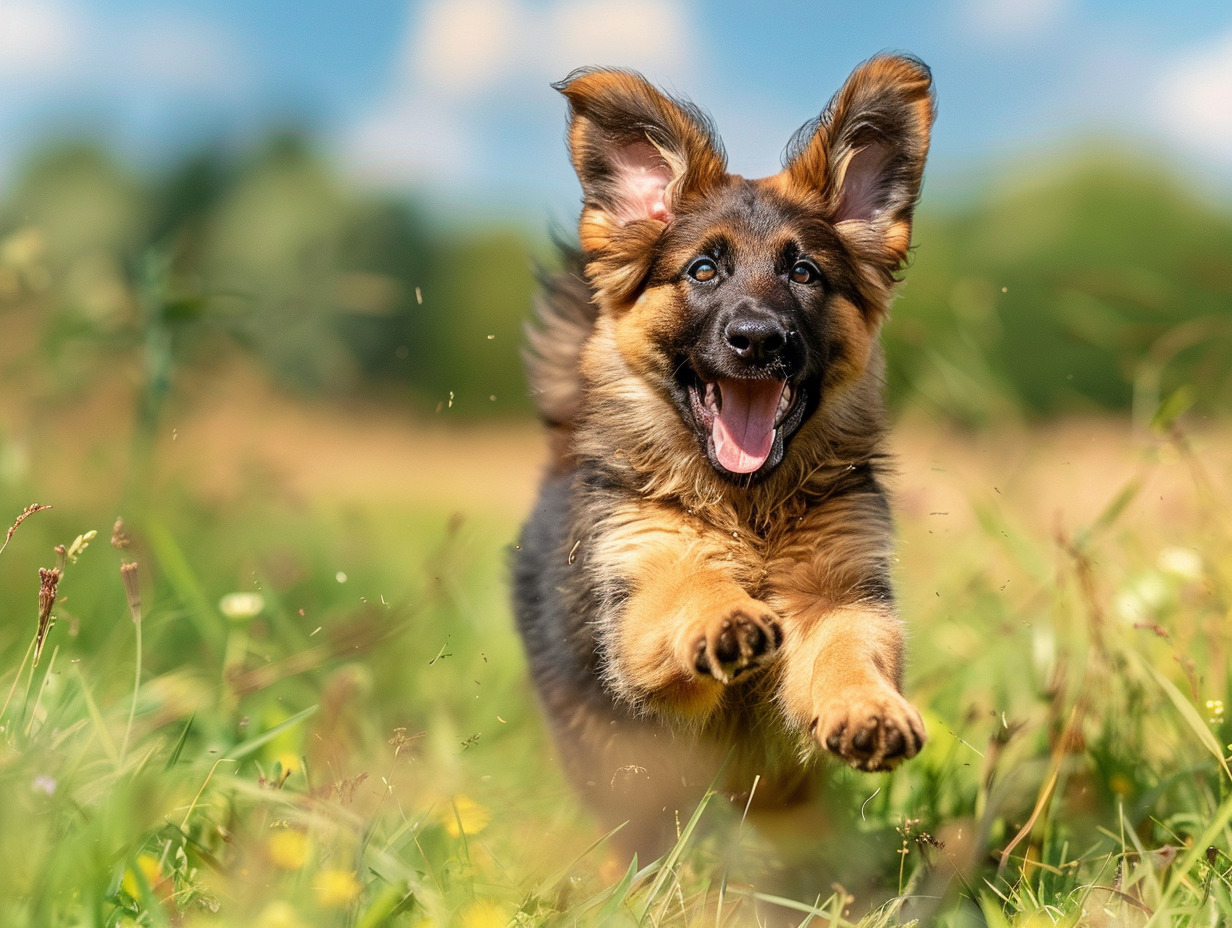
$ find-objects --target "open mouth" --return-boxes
[686,375,806,478]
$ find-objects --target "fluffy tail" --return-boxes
[524,248,596,436]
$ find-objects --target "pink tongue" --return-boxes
[711,378,785,474]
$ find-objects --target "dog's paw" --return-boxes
[812,685,925,772]
[690,607,782,684]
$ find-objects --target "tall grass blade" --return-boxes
[537,822,627,896]
[225,705,319,761]
[635,789,715,923]
[164,712,195,771]
[596,855,639,920]
[1146,790,1232,924]
[1140,658,1232,782]
[145,520,222,648]
[73,666,119,764]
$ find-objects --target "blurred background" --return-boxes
[2,2,1232,922]
[2,0,1231,454]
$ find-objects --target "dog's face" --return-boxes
[559,57,934,482]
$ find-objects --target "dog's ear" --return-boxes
[782,55,934,279]
[556,69,726,254]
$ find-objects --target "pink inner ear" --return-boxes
[836,142,891,223]
[610,141,674,225]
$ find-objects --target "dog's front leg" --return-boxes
[766,490,926,771]
[588,501,781,719]
[776,602,925,771]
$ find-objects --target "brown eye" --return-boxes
[790,260,820,285]
[687,257,717,282]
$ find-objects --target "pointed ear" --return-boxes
[556,68,727,254]
[782,55,935,273]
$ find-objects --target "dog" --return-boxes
[514,54,935,863]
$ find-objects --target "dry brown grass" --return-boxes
[5,353,1231,538]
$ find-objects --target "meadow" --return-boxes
[1,359,1231,927]
[2,139,1232,926]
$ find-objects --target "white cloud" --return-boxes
[411,0,520,94]
[346,93,478,187]
[0,0,82,81]
[406,0,691,93]
[1151,27,1232,163]
[343,0,695,189]
[0,0,248,97]
[958,0,1067,42]
[545,0,688,78]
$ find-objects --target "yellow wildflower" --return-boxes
[255,901,308,928]
[120,853,162,899]
[459,899,508,928]
[444,794,490,837]
[314,869,362,907]
[267,829,309,870]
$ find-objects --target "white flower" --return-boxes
[1157,547,1203,582]
[219,592,265,622]
[32,775,56,795]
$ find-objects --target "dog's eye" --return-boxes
[687,258,718,282]
[790,260,821,285]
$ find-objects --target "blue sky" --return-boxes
[1,0,1231,220]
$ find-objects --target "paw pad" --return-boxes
[693,609,782,684]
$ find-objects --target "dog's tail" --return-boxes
[524,247,596,460]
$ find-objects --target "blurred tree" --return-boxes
[416,228,537,417]
[887,152,1232,426]
[200,132,363,392]
[4,135,1231,428]
[1,142,146,355]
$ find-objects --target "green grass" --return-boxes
[1,425,1231,928]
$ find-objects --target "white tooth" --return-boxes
[706,382,719,412]
[776,385,791,421]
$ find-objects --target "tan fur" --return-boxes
[516,54,936,861]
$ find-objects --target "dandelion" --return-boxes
[120,853,163,899]
[313,869,362,907]
[459,899,508,928]
[255,901,308,928]
[444,794,490,837]
[267,829,309,870]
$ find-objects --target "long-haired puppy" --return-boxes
[515,54,935,860]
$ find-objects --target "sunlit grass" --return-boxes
[1,420,1231,927]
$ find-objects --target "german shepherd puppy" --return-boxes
[515,55,935,860]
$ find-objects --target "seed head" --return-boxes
[111,518,131,550]
[120,561,141,624]
[34,567,61,666]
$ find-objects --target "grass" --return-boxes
[1,416,1231,928]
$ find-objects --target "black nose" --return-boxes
[724,313,788,364]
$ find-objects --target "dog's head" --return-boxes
[559,56,934,483]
